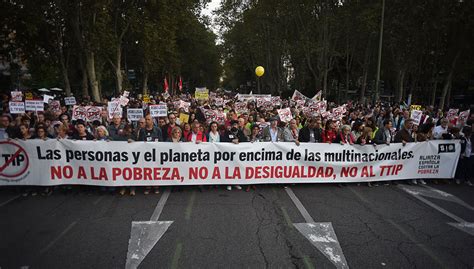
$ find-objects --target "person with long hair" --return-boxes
[322,119,337,143]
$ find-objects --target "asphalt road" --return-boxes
[0,182,473,269]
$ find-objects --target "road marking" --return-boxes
[39,221,78,256]
[170,241,183,269]
[284,187,349,269]
[0,195,20,207]
[150,188,171,221]
[284,187,315,223]
[422,185,474,211]
[184,191,196,221]
[348,186,454,268]
[126,188,173,269]
[399,185,474,236]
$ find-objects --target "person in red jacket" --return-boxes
[322,119,337,143]
[186,122,207,143]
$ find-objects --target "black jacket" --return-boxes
[299,127,323,143]
[221,129,248,143]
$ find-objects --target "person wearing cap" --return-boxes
[262,117,284,142]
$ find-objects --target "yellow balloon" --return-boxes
[255,66,265,77]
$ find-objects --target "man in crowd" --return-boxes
[299,117,323,143]
[433,118,449,139]
[162,113,180,141]
[138,114,163,142]
[374,119,393,145]
[262,117,284,142]
[108,115,127,141]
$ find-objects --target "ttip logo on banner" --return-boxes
[0,141,30,181]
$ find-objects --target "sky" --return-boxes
[201,0,221,36]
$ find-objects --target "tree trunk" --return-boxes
[360,70,368,104]
[115,45,123,95]
[439,51,461,109]
[86,51,101,103]
[58,48,71,96]
[79,56,89,98]
[396,70,405,103]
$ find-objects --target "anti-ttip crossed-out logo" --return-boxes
[0,141,30,181]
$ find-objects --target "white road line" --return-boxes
[349,187,448,268]
[405,189,466,223]
[39,221,78,256]
[0,195,20,207]
[422,185,474,211]
[284,187,315,223]
[92,195,105,205]
[150,188,171,221]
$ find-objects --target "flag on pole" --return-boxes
[179,76,183,91]
[164,77,169,92]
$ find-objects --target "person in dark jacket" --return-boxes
[299,117,323,143]
[222,120,248,143]
[374,119,393,145]
[394,119,414,144]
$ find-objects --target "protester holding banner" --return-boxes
[72,121,94,140]
[373,119,393,145]
[138,114,163,142]
[322,119,337,143]
[187,122,207,143]
[262,117,284,142]
[283,119,300,145]
[207,121,222,143]
[334,125,355,145]
[299,117,323,143]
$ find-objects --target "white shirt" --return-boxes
[432,125,448,139]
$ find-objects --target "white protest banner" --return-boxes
[312,90,322,101]
[72,106,87,121]
[127,108,143,121]
[0,140,459,186]
[64,97,77,106]
[458,110,470,123]
[49,100,61,113]
[179,100,191,112]
[200,107,225,124]
[235,102,248,114]
[72,106,102,122]
[291,90,309,101]
[330,105,347,121]
[43,94,54,104]
[25,100,44,112]
[11,91,23,102]
[149,104,168,117]
[278,108,293,122]
[410,110,423,125]
[108,101,123,119]
[123,91,130,98]
[119,96,129,107]
[86,106,102,122]
[271,96,282,107]
[9,102,25,114]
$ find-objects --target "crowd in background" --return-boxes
[1,90,473,196]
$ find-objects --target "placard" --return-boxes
[25,100,44,112]
[9,102,25,114]
[149,104,168,117]
[127,109,143,121]
[64,97,77,106]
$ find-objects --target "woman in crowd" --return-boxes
[95,125,109,141]
[206,121,221,143]
[168,126,185,142]
[322,119,337,143]
[72,121,95,140]
[356,127,374,145]
[334,125,355,145]
[351,121,365,140]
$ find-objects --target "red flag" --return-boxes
[164,77,169,92]
[179,76,183,91]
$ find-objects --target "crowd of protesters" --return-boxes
[0,90,473,196]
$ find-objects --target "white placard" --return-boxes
[127,108,143,121]
[108,101,123,119]
[11,91,23,102]
[64,97,77,106]
[25,100,44,112]
[149,104,168,117]
[9,102,25,114]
